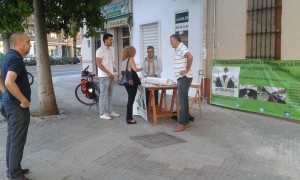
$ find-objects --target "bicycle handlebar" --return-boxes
[83,65,89,72]
[81,66,97,78]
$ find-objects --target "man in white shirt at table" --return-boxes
[96,33,120,120]
[170,34,193,132]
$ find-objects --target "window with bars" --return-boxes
[246,0,282,60]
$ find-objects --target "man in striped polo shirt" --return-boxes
[170,34,193,132]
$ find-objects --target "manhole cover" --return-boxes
[131,132,186,149]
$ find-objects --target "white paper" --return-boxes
[144,77,173,86]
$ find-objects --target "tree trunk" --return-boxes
[1,33,11,54]
[73,37,77,58]
[33,0,59,116]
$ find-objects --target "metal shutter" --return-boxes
[141,22,159,61]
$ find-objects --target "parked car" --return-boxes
[77,56,82,63]
[66,57,78,64]
[23,54,36,66]
[50,55,61,60]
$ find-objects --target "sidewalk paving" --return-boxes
[0,75,300,180]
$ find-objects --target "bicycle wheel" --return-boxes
[75,83,97,106]
[27,72,34,85]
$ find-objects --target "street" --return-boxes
[26,64,82,77]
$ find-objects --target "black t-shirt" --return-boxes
[1,49,31,105]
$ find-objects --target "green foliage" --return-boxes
[45,0,110,38]
[0,0,110,38]
[0,0,33,34]
[24,56,79,66]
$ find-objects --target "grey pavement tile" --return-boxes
[130,132,186,149]
[0,75,300,180]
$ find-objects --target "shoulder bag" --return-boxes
[119,58,133,86]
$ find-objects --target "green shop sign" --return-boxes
[175,11,189,24]
[175,11,189,32]
[211,59,300,120]
[102,0,131,19]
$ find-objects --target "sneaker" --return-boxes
[100,114,112,120]
[108,111,120,117]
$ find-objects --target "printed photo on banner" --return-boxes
[133,86,148,121]
[212,66,240,97]
[257,86,286,104]
[239,84,258,100]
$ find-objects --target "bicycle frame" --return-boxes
[75,66,100,108]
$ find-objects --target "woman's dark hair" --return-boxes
[103,33,113,42]
[170,34,181,42]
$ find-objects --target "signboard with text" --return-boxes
[102,0,131,19]
[175,11,189,32]
[175,11,189,47]
[211,59,300,120]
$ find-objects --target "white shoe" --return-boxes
[100,114,112,120]
[108,111,120,117]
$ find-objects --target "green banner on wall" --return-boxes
[211,59,300,120]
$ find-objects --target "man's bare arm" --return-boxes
[179,52,193,76]
[185,52,193,73]
[0,74,5,94]
[5,71,30,108]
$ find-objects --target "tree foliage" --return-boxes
[0,0,110,39]
[0,0,33,34]
[0,0,33,53]
[45,0,110,38]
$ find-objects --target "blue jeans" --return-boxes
[99,77,114,115]
[5,104,30,179]
[1,102,7,119]
[146,89,159,106]
[177,76,193,125]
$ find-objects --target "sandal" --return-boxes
[126,119,137,124]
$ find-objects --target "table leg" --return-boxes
[147,90,152,119]
[151,90,157,126]
[175,90,179,120]
[163,90,168,111]
[170,89,176,112]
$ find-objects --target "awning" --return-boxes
[104,14,130,29]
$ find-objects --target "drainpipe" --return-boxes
[212,0,216,60]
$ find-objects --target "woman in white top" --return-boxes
[122,46,143,124]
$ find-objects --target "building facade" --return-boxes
[132,0,204,84]
[82,0,204,97]
[205,0,300,76]
[202,0,300,98]
[81,0,133,74]
[81,0,300,98]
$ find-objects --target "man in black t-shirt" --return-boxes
[0,32,31,180]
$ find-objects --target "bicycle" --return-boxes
[75,65,100,106]
[27,72,34,85]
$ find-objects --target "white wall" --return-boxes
[281,0,300,60]
[213,0,247,59]
[132,0,204,84]
[209,0,300,61]
[81,26,96,72]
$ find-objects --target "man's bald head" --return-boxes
[10,32,31,56]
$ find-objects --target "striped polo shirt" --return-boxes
[174,42,193,78]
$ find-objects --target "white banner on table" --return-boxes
[133,85,148,122]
